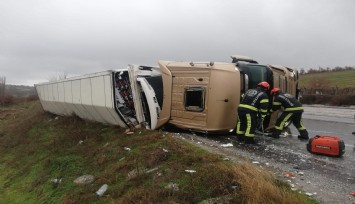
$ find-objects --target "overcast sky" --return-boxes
[1,0,354,86]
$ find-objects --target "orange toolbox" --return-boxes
[307,135,345,157]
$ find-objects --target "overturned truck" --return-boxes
[35,55,299,133]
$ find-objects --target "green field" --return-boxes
[299,70,355,88]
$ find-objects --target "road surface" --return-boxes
[171,105,355,203]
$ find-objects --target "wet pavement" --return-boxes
[170,105,355,203]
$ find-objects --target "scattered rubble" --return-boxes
[127,169,138,180]
[50,178,62,187]
[305,192,318,197]
[73,175,94,185]
[173,124,354,203]
[220,143,233,147]
[199,195,233,204]
[283,171,295,179]
[124,129,134,135]
[165,183,179,191]
[95,184,108,197]
[185,170,196,174]
[146,167,159,174]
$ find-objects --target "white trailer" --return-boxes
[35,65,162,129]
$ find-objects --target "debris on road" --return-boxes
[50,178,62,187]
[127,169,138,180]
[284,171,295,179]
[305,192,314,197]
[73,175,94,185]
[124,129,134,135]
[165,183,179,191]
[146,167,159,174]
[221,143,233,147]
[95,184,108,197]
[297,171,304,176]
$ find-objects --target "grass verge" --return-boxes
[0,101,318,203]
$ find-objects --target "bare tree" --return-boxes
[0,76,6,103]
[299,68,305,75]
[48,72,68,82]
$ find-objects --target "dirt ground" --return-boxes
[0,108,20,120]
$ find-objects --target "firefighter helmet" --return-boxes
[271,88,280,95]
[257,81,270,90]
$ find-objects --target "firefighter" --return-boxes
[270,88,309,140]
[236,81,270,144]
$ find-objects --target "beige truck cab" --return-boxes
[156,61,240,133]
[156,57,299,134]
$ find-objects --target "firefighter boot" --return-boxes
[244,136,257,144]
[271,130,281,139]
[236,134,245,142]
[298,130,309,140]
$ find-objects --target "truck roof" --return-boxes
[159,61,237,72]
[34,70,116,86]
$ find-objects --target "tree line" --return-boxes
[299,66,355,75]
[0,76,5,104]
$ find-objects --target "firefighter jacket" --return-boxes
[238,88,269,117]
[272,93,303,112]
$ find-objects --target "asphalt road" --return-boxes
[172,105,355,203]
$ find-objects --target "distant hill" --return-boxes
[299,70,355,88]
[5,85,36,98]
[299,70,355,105]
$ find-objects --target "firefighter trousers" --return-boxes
[236,110,258,138]
[273,111,308,137]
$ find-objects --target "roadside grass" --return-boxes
[0,101,318,203]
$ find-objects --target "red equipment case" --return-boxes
[307,135,345,157]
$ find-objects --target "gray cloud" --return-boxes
[1,0,354,85]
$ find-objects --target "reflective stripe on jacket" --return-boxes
[238,88,269,116]
[272,93,303,112]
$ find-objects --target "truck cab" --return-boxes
[231,55,300,131]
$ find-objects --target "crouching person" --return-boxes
[236,82,270,144]
[270,88,309,140]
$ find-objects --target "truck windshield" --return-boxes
[242,65,270,89]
